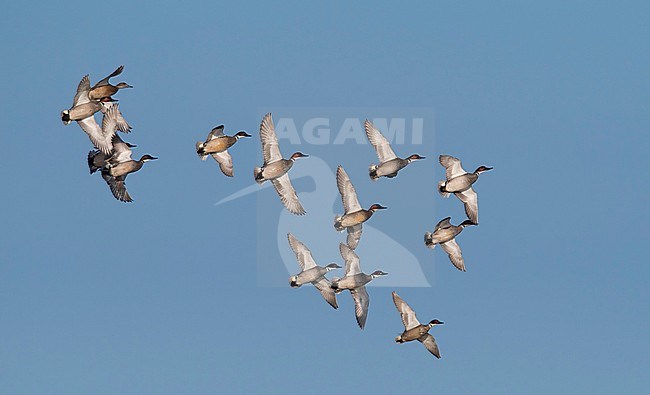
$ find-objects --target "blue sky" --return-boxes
[1,1,649,393]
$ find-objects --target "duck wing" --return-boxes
[346,224,363,250]
[336,165,361,213]
[78,115,112,155]
[392,291,421,330]
[271,173,305,215]
[287,233,318,270]
[419,334,441,358]
[364,120,397,162]
[434,216,452,232]
[339,243,361,276]
[72,75,91,106]
[101,102,131,133]
[440,238,466,272]
[313,277,338,309]
[211,150,234,177]
[260,113,283,164]
[351,286,369,329]
[439,155,467,180]
[207,125,225,140]
[101,172,132,202]
[92,65,124,88]
[110,135,134,164]
[456,187,478,224]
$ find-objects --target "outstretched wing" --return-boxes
[287,233,317,270]
[336,166,361,213]
[351,286,369,329]
[260,113,283,164]
[72,75,91,106]
[439,155,467,180]
[271,174,305,215]
[101,172,132,202]
[365,120,397,162]
[211,150,234,177]
[101,102,131,133]
[313,277,338,309]
[456,187,478,224]
[434,217,452,232]
[339,243,361,276]
[93,65,124,88]
[78,115,112,155]
[440,239,466,272]
[207,125,225,140]
[346,224,363,250]
[392,291,421,330]
[419,334,441,358]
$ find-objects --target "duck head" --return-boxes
[289,275,300,288]
[370,270,388,278]
[428,319,444,327]
[126,142,137,148]
[235,131,252,138]
[368,204,388,212]
[407,154,426,161]
[474,165,493,174]
[116,82,133,89]
[460,219,476,227]
[290,152,309,160]
[325,263,342,271]
[139,154,158,163]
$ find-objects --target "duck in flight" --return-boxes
[334,165,387,249]
[365,120,425,180]
[424,216,475,272]
[254,113,308,215]
[392,291,444,358]
[196,125,251,177]
[438,154,492,224]
[287,233,341,309]
[330,243,387,329]
[88,65,133,101]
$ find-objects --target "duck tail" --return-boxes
[395,335,404,343]
[438,180,450,198]
[196,142,208,160]
[87,150,100,174]
[369,164,379,181]
[424,232,436,249]
[61,110,71,125]
[254,167,264,184]
[334,215,344,231]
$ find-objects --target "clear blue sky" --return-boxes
[1,1,648,393]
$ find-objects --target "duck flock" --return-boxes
[61,66,493,360]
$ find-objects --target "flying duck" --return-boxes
[88,135,136,174]
[88,65,133,101]
[334,165,387,249]
[287,233,341,309]
[99,133,157,202]
[438,154,492,224]
[424,217,475,272]
[392,291,444,358]
[365,120,425,180]
[254,113,308,215]
[330,243,387,329]
[196,125,251,177]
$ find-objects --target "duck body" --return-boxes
[335,209,374,231]
[106,159,144,178]
[88,65,132,101]
[62,101,103,124]
[255,158,293,183]
[330,273,372,292]
[440,172,478,193]
[198,135,238,155]
[424,223,463,246]
[291,266,329,287]
[396,323,434,343]
[369,158,409,179]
